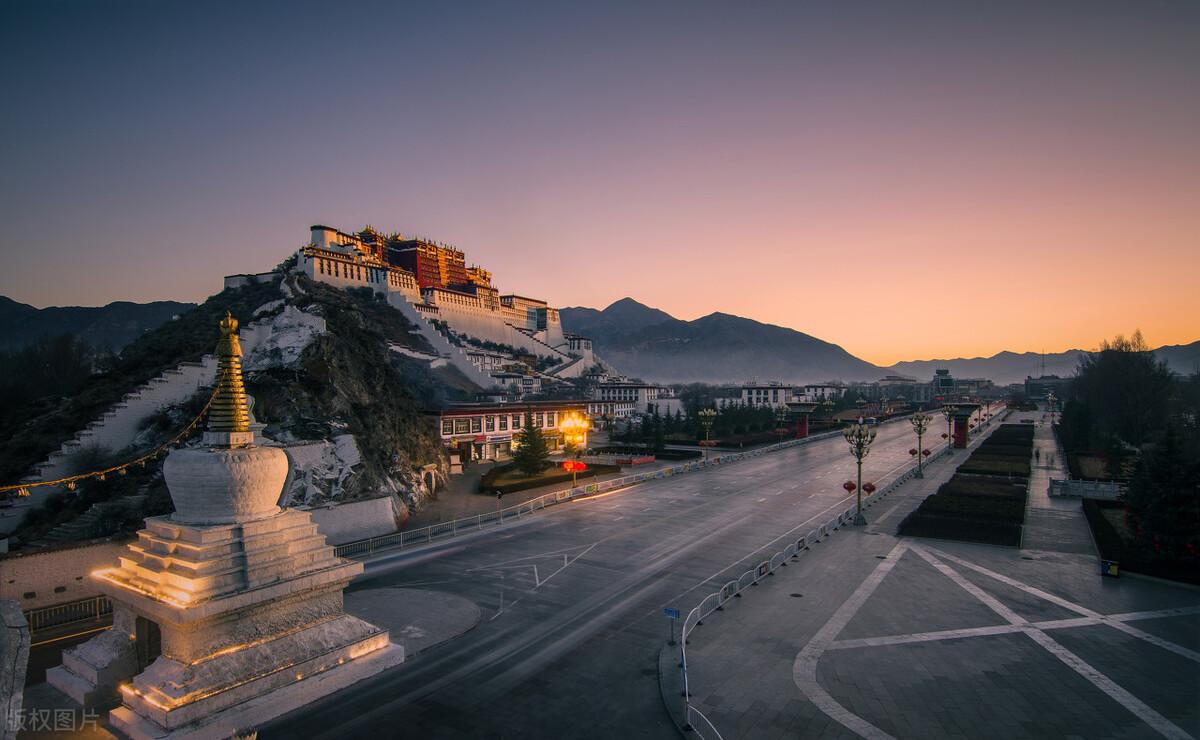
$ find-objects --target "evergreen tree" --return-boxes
[1124,425,1200,563]
[653,412,666,453]
[512,411,550,477]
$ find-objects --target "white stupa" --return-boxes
[48,313,403,739]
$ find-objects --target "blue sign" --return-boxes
[663,607,680,619]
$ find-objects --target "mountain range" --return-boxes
[561,298,1200,386]
[0,296,195,352]
[560,298,881,385]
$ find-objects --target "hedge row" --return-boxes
[898,424,1035,547]
[896,511,1022,547]
[479,462,622,495]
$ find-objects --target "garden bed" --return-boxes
[898,424,1034,547]
[479,462,622,495]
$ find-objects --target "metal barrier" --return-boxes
[23,595,112,634]
[687,704,724,740]
[670,439,960,739]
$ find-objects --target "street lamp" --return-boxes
[698,408,717,460]
[843,420,876,525]
[909,411,931,478]
[559,412,589,456]
[775,406,790,437]
[1046,391,1058,425]
[941,404,955,452]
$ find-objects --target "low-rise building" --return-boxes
[802,382,845,402]
[490,371,542,396]
[1025,374,1071,400]
[587,400,638,424]
[433,400,589,463]
[741,381,796,408]
[465,348,512,374]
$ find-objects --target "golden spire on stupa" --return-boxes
[207,312,251,437]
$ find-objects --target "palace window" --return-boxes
[441,419,453,435]
[499,416,508,431]
[512,414,521,429]
[485,416,495,432]
[471,417,482,434]
[547,412,556,427]
[453,418,470,434]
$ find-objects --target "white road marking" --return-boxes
[912,545,1194,740]
[792,542,907,740]
[926,546,1200,664]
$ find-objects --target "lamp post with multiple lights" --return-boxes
[941,404,955,452]
[775,406,790,438]
[843,419,877,525]
[909,411,931,478]
[698,408,717,460]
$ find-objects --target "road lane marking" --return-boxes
[793,541,908,740]
[926,546,1200,664]
[912,545,1194,740]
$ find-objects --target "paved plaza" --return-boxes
[682,414,1200,739]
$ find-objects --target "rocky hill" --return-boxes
[0,295,194,351]
[4,273,466,546]
[560,298,882,384]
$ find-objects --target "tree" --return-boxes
[1124,425,1200,563]
[512,411,549,477]
[1065,330,1174,450]
[652,411,666,453]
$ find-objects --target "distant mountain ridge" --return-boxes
[562,297,1200,386]
[560,298,882,384]
[889,343,1200,386]
[0,295,195,352]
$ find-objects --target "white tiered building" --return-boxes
[291,225,599,391]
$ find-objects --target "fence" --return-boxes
[672,443,954,740]
[668,406,1008,738]
[1049,478,1124,501]
[333,427,851,559]
[22,595,112,635]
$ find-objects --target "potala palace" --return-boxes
[234,224,602,392]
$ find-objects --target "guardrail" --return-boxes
[1049,478,1124,500]
[672,443,955,740]
[23,595,112,634]
[333,428,849,559]
[669,408,1007,738]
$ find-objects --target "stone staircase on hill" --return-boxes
[34,493,148,546]
[384,294,502,389]
[545,354,585,378]
[26,320,277,484]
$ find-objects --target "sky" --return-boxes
[1,1,1197,366]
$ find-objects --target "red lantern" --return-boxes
[941,432,948,439]
[922,449,931,457]
[862,482,877,495]
[909,448,918,456]
[843,480,856,492]
[561,460,588,473]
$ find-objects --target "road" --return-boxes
[265,417,946,739]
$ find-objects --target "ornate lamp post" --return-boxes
[559,412,589,456]
[843,420,876,525]
[909,411,931,478]
[1046,391,1058,425]
[698,408,717,460]
[941,404,955,452]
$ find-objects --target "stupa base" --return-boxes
[109,639,404,740]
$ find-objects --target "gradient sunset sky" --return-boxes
[2,1,1197,365]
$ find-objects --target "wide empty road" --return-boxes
[266,418,946,739]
